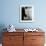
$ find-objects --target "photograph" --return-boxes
[20,5,34,22]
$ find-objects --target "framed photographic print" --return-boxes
[20,5,34,22]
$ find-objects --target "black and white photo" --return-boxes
[20,5,34,22]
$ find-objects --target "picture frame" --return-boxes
[20,5,34,22]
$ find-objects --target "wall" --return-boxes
[0,0,46,30]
